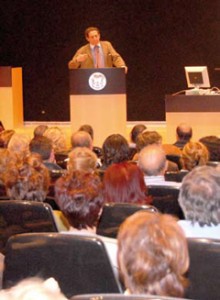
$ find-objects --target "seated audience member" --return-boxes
[199,135,220,162]
[0,277,67,300]
[181,141,209,171]
[71,130,93,150]
[173,123,192,149]
[101,134,130,170]
[29,136,63,171]
[55,171,118,275]
[117,211,189,297]
[103,162,151,204]
[129,124,147,159]
[178,165,220,238]
[0,129,15,148]
[7,133,31,160]
[0,148,16,187]
[78,124,103,158]
[135,131,179,171]
[33,124,48,138]
[4,153,50,202]
[67,147,98,174]
[138,144,181,188]
[44,126,67,153]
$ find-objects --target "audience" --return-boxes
[181,141,209,171]
[103,162,151,204]
[71,130,93,149]
[117,210,189,297]
[55,171,118,275]
[0,277,67,300]
[7,133,31,160]
[33,124,49,138]
[138,144,181,187]
[173,122,192,149]
[178,165,220,238]
[0,129,15,148]
[101,134,130,170]
[129,124,147,159]
[199,135,220,162]
[44,126,67,153]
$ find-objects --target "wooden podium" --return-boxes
[165,94,220,143]
[69,68,127,146]
[0,67,23,129]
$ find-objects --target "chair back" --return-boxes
[186,238,220,300]
[71,293,191,300]
[0,200,58,254]
[3,233,122,297]
[147,186,184,219]
[97,202,158,238]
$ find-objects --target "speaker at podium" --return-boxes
[69,68,127,147]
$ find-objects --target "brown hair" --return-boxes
[118,211,189,297]
[84,27,100,38]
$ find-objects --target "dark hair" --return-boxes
[85,27,100,38]
[55,171,104,229]
[33,125,48,138]
[176,124,192,141]
[29,136,53,160]
[178,165,220,226]
[102,134,130,167]
[103,162,151,204]
[130,124,147,144]
[199,135,220,161]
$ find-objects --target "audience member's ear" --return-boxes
[50,148,55,163]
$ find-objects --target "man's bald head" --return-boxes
[138,144,167,176]
[176,123,192,141]
[71,131,93,149]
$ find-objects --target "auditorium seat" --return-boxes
[97,202,158,238]
[3,233,122,297]
[71,294,190,300]
[0,200,58,254]
[186,238,220,300]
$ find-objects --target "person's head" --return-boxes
[43,127,66,153]
[176,123,192,142]
[0,129,15,148]
[33,124,49,138]
[181,141,209,171]
[117,211,189,297]
[178,165,220,226]
[0,148,16,184]
[71,131,93,149]
[7,133,31,160]
[78,124,94,140]
[103,162,149,204]
[55,171,104,229]
[68,147,97,174]
[0,277,67,300]
[102,134,130,167]
[4,153,50,201]
[199,135,220,161]
[136,131,162,153]
[29,136,54,161]
[138,144,167,176]
[130,124,147,144]
[85,27,100,45]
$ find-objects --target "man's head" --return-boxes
[176,123,192,142]
[85,27,100,46]
[178,165,220,226]
[67,147,97,174]
[118,211,189,296]
[130,124,147,144]
[136,131,162,152]
[29,136,53,161]
[138,144,167,176]
[71,131,93,150]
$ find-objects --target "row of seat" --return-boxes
[2,232,220,300]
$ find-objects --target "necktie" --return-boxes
[95,45,103,68]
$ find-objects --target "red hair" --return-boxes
[103,162,151,204]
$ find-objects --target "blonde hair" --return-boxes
[44,127,66,152]
[67,147,97,174]
[182,141,209,171]
[118,211,189,297]
[0,277,67,300]
[8,133,31,160]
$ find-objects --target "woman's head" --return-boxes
[67,147,97,174]
[118,211,189,297]
[181,141,209,171]
[103,162,149,204]
[55,171,104,229]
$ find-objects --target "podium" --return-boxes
[165,94,220,143]
[69,68,127,146]
[0,67,23,129]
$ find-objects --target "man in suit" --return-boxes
[68,26,127,73]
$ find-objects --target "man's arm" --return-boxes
[68,45,88,69]
[105,41,127,73]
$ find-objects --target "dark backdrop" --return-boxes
[1,0,220,121]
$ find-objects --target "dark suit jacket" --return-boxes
[68,41,126,69]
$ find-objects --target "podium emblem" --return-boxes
[88,72,107,91]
